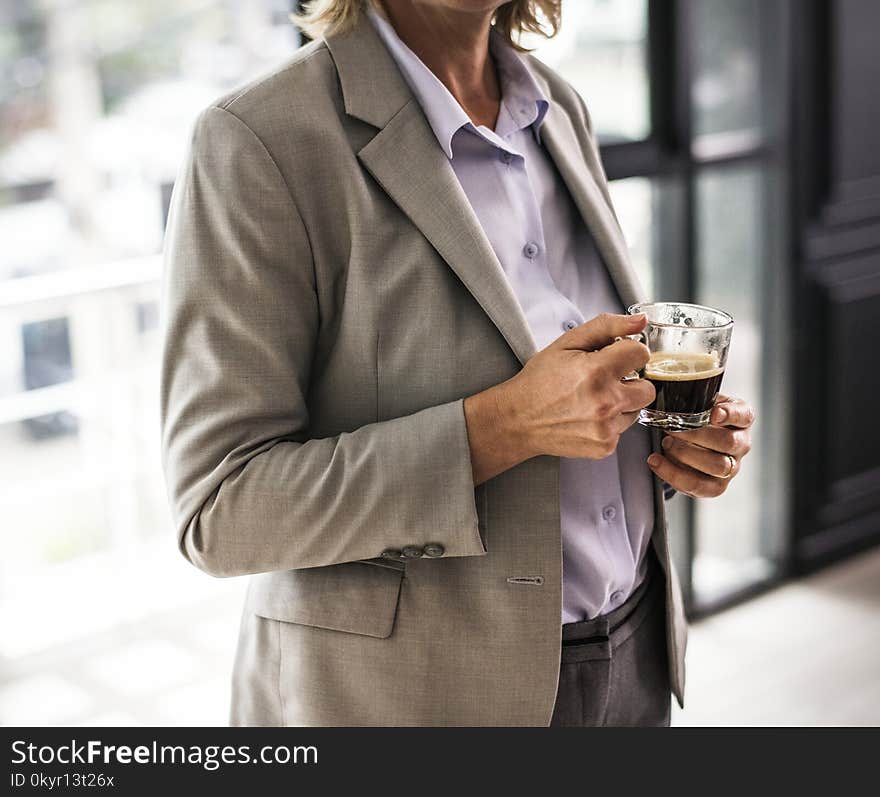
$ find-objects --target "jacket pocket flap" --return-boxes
[248,560,404,639]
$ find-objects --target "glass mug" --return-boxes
[622,301,734,431]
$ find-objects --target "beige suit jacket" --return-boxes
[159,14,688,726]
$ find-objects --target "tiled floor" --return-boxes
[673,545,880,726]
[2,547,878,726]
[0,584,245,727]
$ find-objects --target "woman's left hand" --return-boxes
[646,395,755,498]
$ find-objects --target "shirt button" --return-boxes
[402,545,424,559]
[380,548,402,560]
[523,242,539,259]
[423,543,445,558]
[562,319,578,332]
[610,590,624,605]
[500,151,513,165]
[602,505,617,521]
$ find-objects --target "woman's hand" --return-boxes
[464,312,656,485]
[646,395,755,498]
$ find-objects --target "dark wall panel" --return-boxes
[792,0,880,570]
[834,0,880,196]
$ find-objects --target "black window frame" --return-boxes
[597,0,792,617]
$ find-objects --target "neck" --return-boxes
[376,0,501,129]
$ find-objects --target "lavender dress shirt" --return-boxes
[368,7,655,623]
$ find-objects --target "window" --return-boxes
[533,0,650,142]
[134,299,159,335]
[19,316,78,438]
[0,0,301,725]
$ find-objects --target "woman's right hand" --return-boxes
[463,313,656,484]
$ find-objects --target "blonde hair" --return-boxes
[290,0,562,51]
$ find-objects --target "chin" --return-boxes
[422,0,507,13]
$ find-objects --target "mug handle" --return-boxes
[614,332,648,382]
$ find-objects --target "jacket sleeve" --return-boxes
[159,105,486,578]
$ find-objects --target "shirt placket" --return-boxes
[500,135,634,612]
[499,154,583,348]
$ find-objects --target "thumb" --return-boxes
[554,312,647,352]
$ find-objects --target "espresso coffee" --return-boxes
[644,351,724,415]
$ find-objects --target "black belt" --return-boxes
[561,547,662,647]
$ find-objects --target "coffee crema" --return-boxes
[644,351,724,415]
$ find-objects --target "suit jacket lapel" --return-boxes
[357,105,538,366]
[538,102,648,310]
[325,18,537,366]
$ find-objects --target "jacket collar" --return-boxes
[365,4,549,159]
[323,7,412,130]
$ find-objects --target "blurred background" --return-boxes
[0,0,877,726]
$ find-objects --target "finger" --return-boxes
[661,435,739,479]
[646,453,727,498]
[665,425,751,457]
[710,398,756,429]
[617,377,655,413]
[554,312,647,353]
[611,409,641,434]
[592,337,651,379]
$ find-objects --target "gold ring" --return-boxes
[721,454,736,479]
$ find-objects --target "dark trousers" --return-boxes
[550,548,672,727]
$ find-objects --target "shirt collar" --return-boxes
[366,5,549,159]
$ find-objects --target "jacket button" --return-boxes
[423,543,445,558]
[380,548,402,560]
[402,545,424,559]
